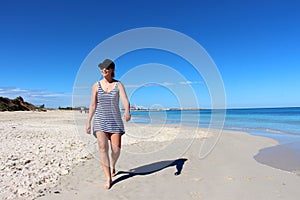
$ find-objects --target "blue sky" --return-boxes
[1,0,300,108]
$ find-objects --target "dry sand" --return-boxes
[1,111,300,200]
[0,111,90,199]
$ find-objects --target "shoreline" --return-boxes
[254,140,300,176]
[1,111,300,199]
[125,120,300,175]
[245,130,300,174]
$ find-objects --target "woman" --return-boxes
[86,59,131,189]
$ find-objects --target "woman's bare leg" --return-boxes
[110,133,122,176]
[96,131,112,189]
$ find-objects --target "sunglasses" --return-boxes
[102,66,114,70]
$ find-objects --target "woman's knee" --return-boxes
[111,145,121,154]
[96,132,109,153]
[98,143,109,153]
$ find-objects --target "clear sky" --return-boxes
[1,0,300,108]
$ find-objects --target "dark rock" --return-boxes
[0,96,41,111]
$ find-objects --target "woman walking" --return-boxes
[86,59,131,189]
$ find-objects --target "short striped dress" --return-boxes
[93,81,125,134]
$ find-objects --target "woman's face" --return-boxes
[101,67,114,77]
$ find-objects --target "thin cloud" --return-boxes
[73,86,91,89]
[162,82,176,86]
[179,81,203,85]
[0,87,71,108]
[0,87,70,98]
[125,81,203,88]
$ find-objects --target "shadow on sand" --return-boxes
[111,158,188,187]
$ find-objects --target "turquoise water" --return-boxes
[130,107,300,144]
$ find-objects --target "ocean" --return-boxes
[130,107,300,144]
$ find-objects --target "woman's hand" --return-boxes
[86,122,91,134]
[123,111,131,122]
[118,82,131,122]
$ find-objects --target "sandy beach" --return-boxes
[1,111,300,200]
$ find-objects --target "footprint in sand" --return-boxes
[191,177,203,182]
[225,176,235,181]
[190,191,202,199]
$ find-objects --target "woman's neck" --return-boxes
[102,77,113,83]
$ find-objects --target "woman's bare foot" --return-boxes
[111,168,117,177]
[103,179,112,190]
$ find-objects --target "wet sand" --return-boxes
[254,140,300,175]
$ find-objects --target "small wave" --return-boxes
[225,126,300,137]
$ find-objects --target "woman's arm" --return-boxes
[118,81,131,122]
[86,82,98,134]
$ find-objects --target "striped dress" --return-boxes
[93,81,125,134]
